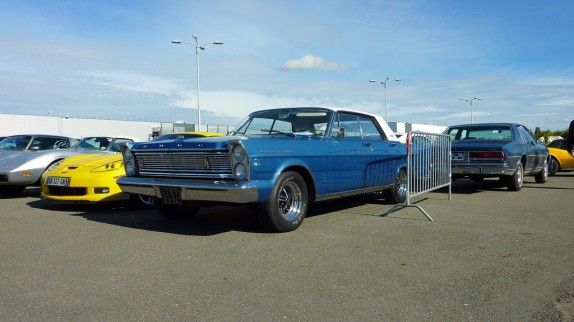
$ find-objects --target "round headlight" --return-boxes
[123,149,133,161]
[232,145,245,162]
[234,163,247,181]
[125,160,136,176]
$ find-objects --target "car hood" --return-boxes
[132,136,234,150]
[59,154,123,168]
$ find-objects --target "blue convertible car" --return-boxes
[117,107,408,232]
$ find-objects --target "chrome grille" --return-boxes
[134,151,232,177]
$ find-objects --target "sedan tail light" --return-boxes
[468,151,505,161]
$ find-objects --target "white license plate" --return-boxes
[451,152,466,161]
[45,176,71,187]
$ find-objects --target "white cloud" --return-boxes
[80,70,182,95]
[280,55,350,71]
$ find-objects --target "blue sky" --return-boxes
[1,0,573,131]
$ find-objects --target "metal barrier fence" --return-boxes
[384,131,452,221]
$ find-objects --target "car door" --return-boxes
[358,115,403,188]
[329,112,371,191]
[517,125,544,173]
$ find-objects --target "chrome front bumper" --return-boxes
[116,176,259,204]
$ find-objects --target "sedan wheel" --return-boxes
[383,168,407,204]
[257,171,308,233]
[506,162,524,191]
[534,159,548,183]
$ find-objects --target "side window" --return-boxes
[54,139,70,149]
[331,113,361,139]
[358,116,384,140]
[518,126,536,144]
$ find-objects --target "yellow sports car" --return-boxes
[547,139,574,175]
[41,132,224,205]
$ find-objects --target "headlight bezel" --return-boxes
[121,146,138,177]
[229,142,249,181]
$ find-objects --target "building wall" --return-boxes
[388,121,447,134]
[0,114,234,141]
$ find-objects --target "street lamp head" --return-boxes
[199,46,205,50]
[192,34,198,40]
[394,78,402,82]
[213,42,224,45]
[171,40,183,44]
[369,80,377,83]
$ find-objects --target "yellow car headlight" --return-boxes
[91,161,124,173]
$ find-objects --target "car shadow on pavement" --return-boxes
[27,197,382,236]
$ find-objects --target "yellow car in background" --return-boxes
[547,139,574,175]
[40,132,224,206]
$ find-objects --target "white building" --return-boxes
[388,121,447,134]
[0,113,232,141]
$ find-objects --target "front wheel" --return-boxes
[534,159,548,183]
[257,171,308,233]
[382,169,407,204]
[155,201,199,220]
[506,162,524,191]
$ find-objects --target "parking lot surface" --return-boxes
[1,172,574,321]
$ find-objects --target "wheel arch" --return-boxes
[281,165,317,203]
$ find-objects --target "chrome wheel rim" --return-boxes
[277,181,303,222]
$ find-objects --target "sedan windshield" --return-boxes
[231,108,332,137]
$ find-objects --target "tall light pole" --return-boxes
[459,97,483,124]
[369,77,401,121]
[172,34,223,129]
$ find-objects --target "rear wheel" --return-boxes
[506,162,524,191]
[534,159,548,183]
[549,157,559,176]
[383,169,407,204]
[257,171,308,233]
[155,201,199,220]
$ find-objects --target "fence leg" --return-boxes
[380,201,434,221]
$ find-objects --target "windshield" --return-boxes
[231,108,332,137]
[71,137,113,150]
[0,135,32,151]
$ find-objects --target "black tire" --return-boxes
[257,171,308,233]
[382,168,407,204]
[0,185,27,196]
[549,157,559,176]
[506,162,524,191]
[155,201,199,220]
[129,194,156,209]
[534,159,548,183]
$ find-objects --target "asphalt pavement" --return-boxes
[1,172,574,321]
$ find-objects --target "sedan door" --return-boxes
[329,113,372,192]
[517,125,545,173]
